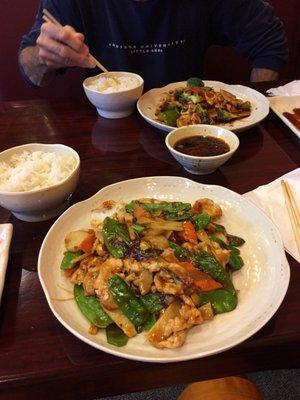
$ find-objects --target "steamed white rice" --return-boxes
[0,150,76,192]
[88,75,139,93]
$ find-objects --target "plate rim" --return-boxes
[268,95,300,139]
[38,176,290,363]
[137,80,270,133]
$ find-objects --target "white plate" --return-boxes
[137,81,269,133]
[0,223,13,304]
[38,176,290,363]
[269,95,300,139]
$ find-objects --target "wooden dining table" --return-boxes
[0,81,299,400]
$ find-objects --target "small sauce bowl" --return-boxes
[165,125,239,175]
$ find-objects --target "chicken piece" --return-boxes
[140,259,162,273]
[193,198,222,221]
[177,114,192,127]
[180,304,203,326]
[153,330,187,349]
[161,248,179,263]
[211,245,230,268]
[123,258,143,274]
[82,264,101,295]
[69,255,96,284]
[148,301,202,349]
[154,270,184,295]
[133,270,153,295]
[94,258,123,310]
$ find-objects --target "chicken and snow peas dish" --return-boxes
[156,77,252,128]
[60,198,245,349]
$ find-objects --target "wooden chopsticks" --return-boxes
[42,8,109,74]
[281,179,300,254]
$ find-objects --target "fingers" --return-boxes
[37,22,96,69]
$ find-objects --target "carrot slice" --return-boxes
[64,267,77,278]
[180,262,222,291]
[133,205,151,219]
[81,232,95,253]
[182,221,198,244]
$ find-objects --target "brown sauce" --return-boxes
[174,135,230,157]
[283,108,300,131]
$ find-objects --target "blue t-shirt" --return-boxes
[20,0,288,89]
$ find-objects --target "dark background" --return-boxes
[1,0,299,101]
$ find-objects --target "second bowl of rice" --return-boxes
[0,143,80,222]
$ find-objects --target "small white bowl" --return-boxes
[165,125,239,175]
[0,143,80,222]
[83,71,144,119]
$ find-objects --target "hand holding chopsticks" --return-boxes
[281,179,300,255]
[40,9,108,72]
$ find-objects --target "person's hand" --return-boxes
[36,22,96,69]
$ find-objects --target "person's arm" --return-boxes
[250,68,279,82]
[19,0,96,87]
[210,0,288,81]
[19,22,95,87]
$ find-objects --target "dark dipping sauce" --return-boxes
[283,108,300,131]
[174,135,230,157]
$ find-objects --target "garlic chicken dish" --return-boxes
[155,77,252,128]
[60,198,245,349]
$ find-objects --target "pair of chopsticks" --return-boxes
[42,8,109,74]
[281,180,300,254]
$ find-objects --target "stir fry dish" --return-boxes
[155,77,252,127]
[60,198,245,349]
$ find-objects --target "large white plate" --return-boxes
[38,176,289,363]
[137,81,269,133]
[268,95,300,139]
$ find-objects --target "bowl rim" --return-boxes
[0,143,80,196]
[83,71,144,95]
[165,124,240,160]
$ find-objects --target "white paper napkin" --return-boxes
[244,169,300,263]
[0,223,13,304]
[267,80,300,97]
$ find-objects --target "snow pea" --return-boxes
[106,324,128,347]
[227,234,245,247]
[74,284,112,328]
[132,223,145,233]
[209,235,228,249]
[168,243,238,314]
[125,200,137,213]
[228,246,244,270]
[193,212,211,231]
[60,251,82,270]
[165,212,192,221]
[169,241,191,261]
[141,293,164,314]
[195,252,237,313]
[199,288,237,314]
[108,275,149,327]
[140,201,191,214]
[194,252,234,291]
[102,217,131,258]
[142,314,157,331]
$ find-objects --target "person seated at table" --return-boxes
[19,0,288,90]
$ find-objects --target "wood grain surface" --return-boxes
[0,82,299,400]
